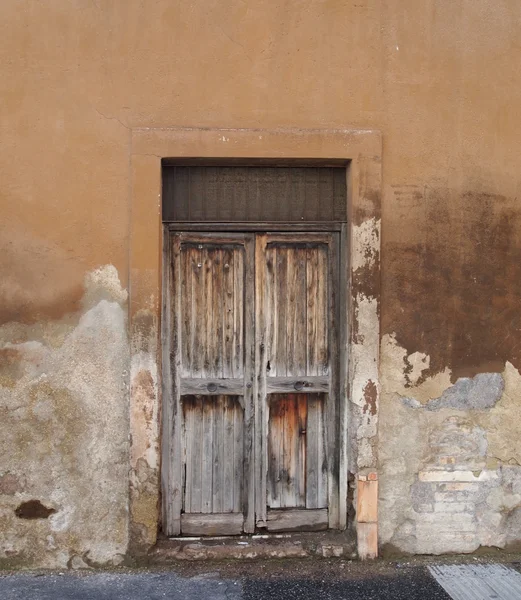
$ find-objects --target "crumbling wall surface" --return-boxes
[0,266,129,568]
[379,334,521,555]
[1,0,521,564]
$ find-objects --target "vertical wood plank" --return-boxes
[191,245,203,377]
[233,399,244,513]
[306,394,328,509]
[286,248,296,376]
[233,246,244,378]
[317,245,329,376]
[223,397,235,513]
[294,249,307,377]
[338,223,349,529]
[254,234,268,526]
[268,394,307,509]
[222,248,235,379]
[275,246,287,376]
[201,398,214,512]
[265,246,276,377]
[243,234,256,532]
[297,394,308,506]
[267,396,282,508]
[203,248,213,378]
[162,228,179,534]
[212,397,224,513]
[212,248,224,378]
[180,246,191,377]
[189,397,203,513]
[326,233,340,528]
[306,247,318,377]
[183,397,193,512]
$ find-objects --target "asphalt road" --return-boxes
[2,561,521,599]
[0,567,450,600]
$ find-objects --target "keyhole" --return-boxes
[266,361,271,372]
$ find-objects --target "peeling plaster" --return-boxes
[350,216,381,474]
[351,217,380,272]
[403,373,504,411]
[379,334,521,555]
[0,265,129,568]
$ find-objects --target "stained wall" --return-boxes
[1,0,521,564]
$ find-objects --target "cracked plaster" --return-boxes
[0,266,130,568]
[379,334,521,555]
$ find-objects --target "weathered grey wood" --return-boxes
[266,376,329,394]
[316,246,329,375]
[188,397,203,513]
[233,244,244,378]
[182,398,193,512]
[212,396,224,513]
[338,223,349,529]
[222,247,234,378]
[212,248,224,377]
[306,394,328,509]
[242,234,256,532]
[254,234,268,527]
[275,247,287,376]
[171,232,255,534]
[223,397,235,513]
[326,232,340,528]
[182,396,244,516]
[180,513,244,536]
[171,234,185,532]
[161,227,178,535]
[306,247,318,376]
[265,508,329,532]
[233,398,244,513]
[266,233,332,245]
[167,229,342,536]
[201,399,213,512]
[180,378,244,395]
[289,248,308,376]
[259,233,339,525]
[191,244,203,376]
[265,245,277,377]
[176,232,250,244]
[268,394,308,508]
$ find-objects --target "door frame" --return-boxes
[128,127,382,559]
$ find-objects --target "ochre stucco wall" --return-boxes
[1,0,521,565]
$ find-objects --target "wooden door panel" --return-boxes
[267,393,328,510]
[180,243,244,379]
[267,393,307,508]
[265,243,329,379]
[182,396,243,514]
[166,233,255,536]
[256,233,338,530]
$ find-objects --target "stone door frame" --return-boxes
[129,127,382,558]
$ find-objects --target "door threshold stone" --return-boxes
[149,531,357,562]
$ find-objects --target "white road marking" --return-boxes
[429,564,521,600]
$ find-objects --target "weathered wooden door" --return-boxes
[164,231,339,536]
[255,233,339,532]
[164,233,255,536]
